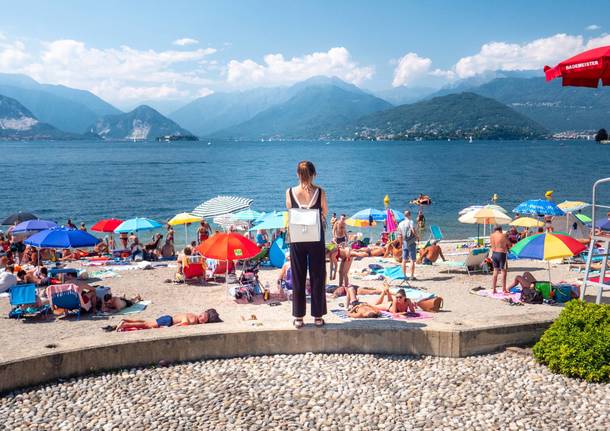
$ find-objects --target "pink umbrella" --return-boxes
[386,208,397,233]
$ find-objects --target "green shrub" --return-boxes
[533,300,610,382]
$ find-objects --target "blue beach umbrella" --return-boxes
[12,219,57,234]
[24,227,100,248]
[114,217,162,233]
[249,211,287,231]
[350,208,387,222]
[513,199,565,216]
[388,209,405,223]
[233,209,263,221]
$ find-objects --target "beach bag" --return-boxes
[288,188,321,243]
[553,285,573,303]
[418,296,443,312]
[520,286,543,304]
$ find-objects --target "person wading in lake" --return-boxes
[286,161,328,328]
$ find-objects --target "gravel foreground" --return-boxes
[1,351,608,431]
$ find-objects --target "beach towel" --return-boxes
[471,288,522,302]
[331,308,432,321]
[90,269,120,279]
[115,300,150,315]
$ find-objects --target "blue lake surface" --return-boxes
[0,139,608,242]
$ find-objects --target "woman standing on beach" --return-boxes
[286,161,328,328]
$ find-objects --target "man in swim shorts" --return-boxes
[115,309,221,331]
[490,225,511,294]
[417,240,445,265]
[333,214,347,245]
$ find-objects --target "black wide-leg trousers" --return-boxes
[289,240,327,318]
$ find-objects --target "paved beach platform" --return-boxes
[1,243,607,394]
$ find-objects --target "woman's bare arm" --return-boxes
[285,189,291,210]
[320,189,328,222]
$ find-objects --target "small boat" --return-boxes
[599,140,610,145]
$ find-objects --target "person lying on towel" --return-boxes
[114,309,221,332]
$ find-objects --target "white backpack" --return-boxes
[288,188,321,243]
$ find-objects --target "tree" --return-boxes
[594,128,608,141]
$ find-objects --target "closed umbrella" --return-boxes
[193,196,253,218]
[2,212,38,225]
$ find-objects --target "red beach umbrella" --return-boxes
[544,45,610,87]
[91,218,124,233]
[196,232,260,261]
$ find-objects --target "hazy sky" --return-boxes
[1,0,609,107]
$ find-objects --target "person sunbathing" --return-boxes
[384,239,403,262]
[507,271,536,290]
[101,293,142,312]
[350,245,386,258]
[115,308,221,331]
[416,240,446,265]
[332,285,382,299]
[343,283,415,314]
[94,241,109,255]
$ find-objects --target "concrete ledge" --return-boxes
[0,319,553,394]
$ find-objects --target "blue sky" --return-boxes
[1,0,608,108]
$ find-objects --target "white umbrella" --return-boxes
[212,214,249,231]
[193,196,253,219]
[459,206,512,225]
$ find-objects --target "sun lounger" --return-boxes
[441,247,489,275]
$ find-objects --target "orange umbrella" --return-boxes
[196,232,260,261]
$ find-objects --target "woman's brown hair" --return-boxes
[297,160,316,185]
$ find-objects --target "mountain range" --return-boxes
[0,72,607,141]
[88,105,194,140]
[0,94,78,140]
[350,92,547,140]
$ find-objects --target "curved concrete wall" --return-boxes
[0,321,552,394]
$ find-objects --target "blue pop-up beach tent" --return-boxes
[269,236,288,268]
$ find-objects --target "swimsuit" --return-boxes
[491,251,507,269]
[155,315,173,327]
[335,236,346,244]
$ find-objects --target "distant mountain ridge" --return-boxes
[0,94,79,140]
[0,73,121,133]
[212,78,393,139]
[430,76,610,132]
[88,105,194,140]
[349,92,547,140]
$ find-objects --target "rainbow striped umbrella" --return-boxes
[511,232,586,261]
[511,232,586,283]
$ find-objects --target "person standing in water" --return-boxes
[286,161,328,328]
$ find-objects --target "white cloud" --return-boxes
[0,37,217,106]
[392,33,610,87]
[173,38,199,46]
[586,24,601,31]
[226,47,374,87]
[391,52,432,87]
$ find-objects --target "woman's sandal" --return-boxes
[293,318,304,329]
[314,318,325,327]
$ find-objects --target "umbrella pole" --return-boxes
[185,225,188,249]
[548,260,552,285]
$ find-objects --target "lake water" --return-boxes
[1,139,608,244]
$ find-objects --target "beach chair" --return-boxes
[47,284,83,319]
[440,247,489,275]
[380,266,411,287]
[183,256,206,282]
[8,284,50,319]
[429,225,444,242]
